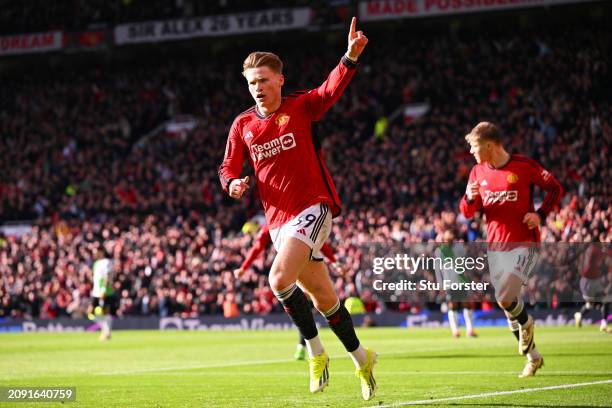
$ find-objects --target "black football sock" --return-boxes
[274,284,318,340]
[323,302,360,352]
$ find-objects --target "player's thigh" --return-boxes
[580,277,605,302]
[269,237,311,290]
[298,261,338,313]
[495,273,524,306]
[489,248,538,304]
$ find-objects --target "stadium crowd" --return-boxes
[1,19,610,319]
[0,0,329,35]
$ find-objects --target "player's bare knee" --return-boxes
[312,293,338,314]
[498,299,513,309]
[268,269,295,292]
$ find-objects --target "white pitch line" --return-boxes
[372,379,612,407]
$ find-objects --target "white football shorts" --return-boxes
[488,246,540,291]
[270,202,331,261]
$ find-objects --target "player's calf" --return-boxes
[274,284,319,348]
[322,301,377,399]
[323,302,360,353]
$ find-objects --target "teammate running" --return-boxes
[460,122,563,377]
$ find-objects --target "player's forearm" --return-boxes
[241,234,269,270]
[321,56,357,99]
[459,195,480,218]
[321,243,336,263]
[241,246,261,270]
[218,163,243,194]
[307,57,357,118]
[240,251,256,270]
[218,170,235,194]
[537,178,563,219]
[219,127,247,193]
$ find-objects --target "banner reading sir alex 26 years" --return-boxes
[114,8,311,45]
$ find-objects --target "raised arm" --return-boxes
[304,17,368,121]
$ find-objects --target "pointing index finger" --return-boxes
[349,16,356,38]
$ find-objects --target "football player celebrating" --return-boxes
[460,122,563,377]
[220,17,376,400]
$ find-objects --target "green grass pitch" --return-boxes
[1,326,611,407]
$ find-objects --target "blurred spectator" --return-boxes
[1,15,610,318]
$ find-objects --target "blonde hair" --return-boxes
[242,52,283,75]
[465,121,502,144]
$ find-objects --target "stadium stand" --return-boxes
[0,5,610,318]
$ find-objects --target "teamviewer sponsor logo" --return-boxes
[280,133,296,149]
[483,190,518,205]
[251,133,296,161]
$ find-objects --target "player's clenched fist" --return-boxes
[347,17,368,61]
[522,212,541,230]
[229,176,250,199]
[233,267,246,280]
[465,181,480,202]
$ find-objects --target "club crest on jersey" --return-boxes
[275,113,290,126]
[506,173,519,184]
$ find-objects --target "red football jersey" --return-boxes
[219,56,357,228]
[460,154,563,244]
[579,245,606,279]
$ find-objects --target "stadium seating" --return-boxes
[1,17,610,319]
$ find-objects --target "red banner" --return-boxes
[78,31,105,48]
[360,0,601,21]
[0,31,63,56]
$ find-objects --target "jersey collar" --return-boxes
[487,153,512,170]
[254,98,284,120]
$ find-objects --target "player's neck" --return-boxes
[256,99,282,117]
[489,149,511,169]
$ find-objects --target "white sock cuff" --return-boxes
[273,283,297,301]
[509,298,524,316]
[321,301,340,318]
